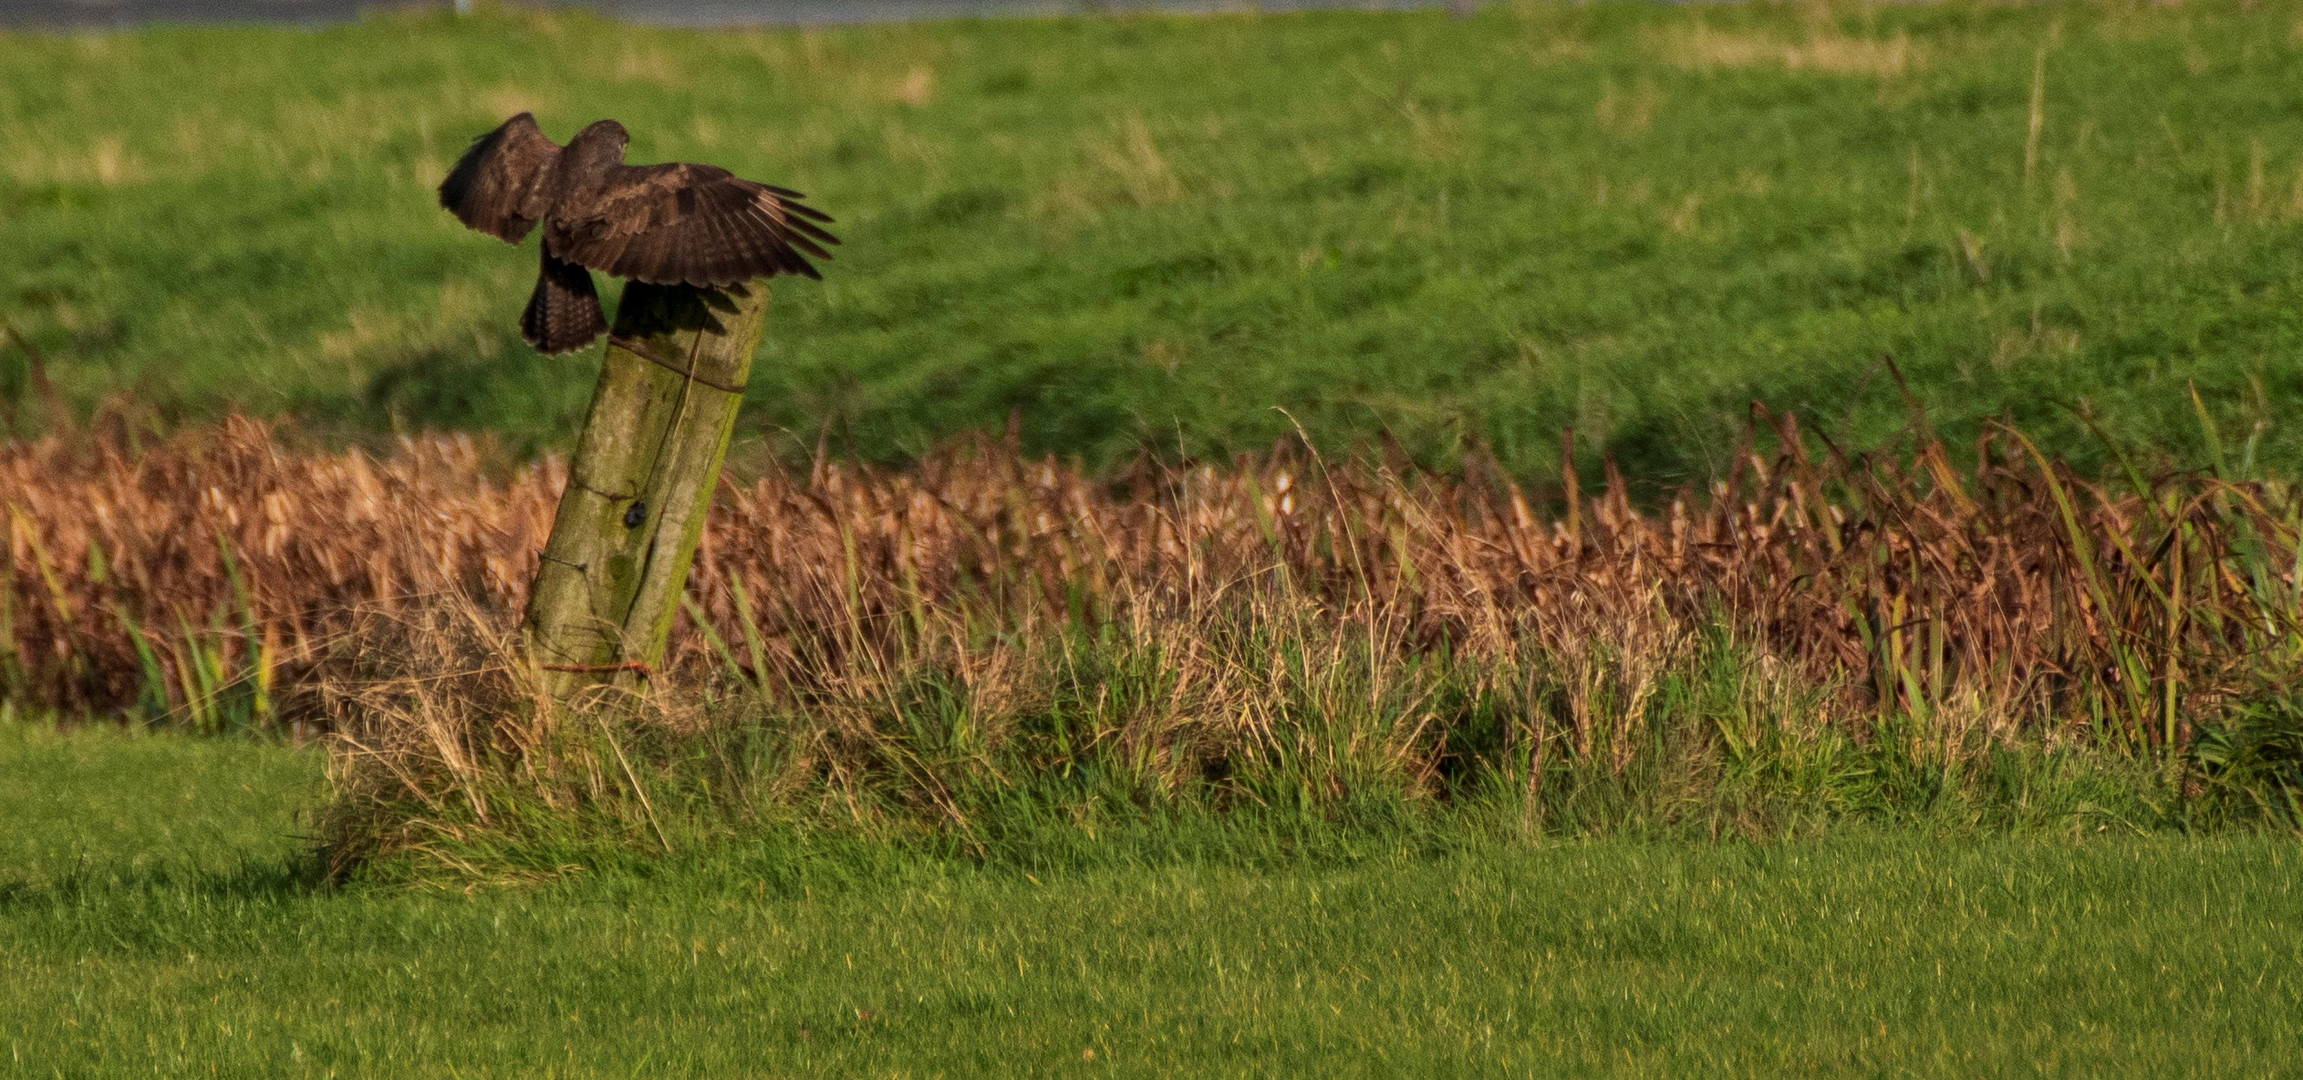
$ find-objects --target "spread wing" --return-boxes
[438,112,562,243]
[546,163,838,287]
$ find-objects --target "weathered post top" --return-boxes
[521,280,771,705]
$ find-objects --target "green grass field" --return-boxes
[5,719,2300,1077]
[12,6,2303,1073]
[8,2,2303,478]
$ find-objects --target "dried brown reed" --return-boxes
[6,406,2300,851]
[2,416,555,730]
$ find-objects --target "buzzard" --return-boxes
[438,113,837,354]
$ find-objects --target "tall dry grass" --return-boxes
[6,405,2300,859]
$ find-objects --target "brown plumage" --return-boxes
[438,113,838,354]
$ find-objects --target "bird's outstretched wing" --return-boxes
[548,163,838,287]
[438,112,562,243]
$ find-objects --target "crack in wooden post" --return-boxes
[521,279,771,708]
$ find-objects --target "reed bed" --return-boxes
[5,410,2301,860]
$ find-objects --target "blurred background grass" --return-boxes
[6,0,2303,480]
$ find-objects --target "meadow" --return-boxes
[5,719,2301,1077]
[9,4,2303,1072]
[4,0,2303,479]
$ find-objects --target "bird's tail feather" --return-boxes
[521,251,607,354]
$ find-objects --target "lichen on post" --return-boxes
[520,279,770,707]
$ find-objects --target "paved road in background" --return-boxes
[1,0,1454,26]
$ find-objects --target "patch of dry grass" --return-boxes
[7,406,2298,839]
[0,131,145,188]
[1650,21,1921,78]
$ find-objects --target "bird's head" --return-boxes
[565,119,630,169]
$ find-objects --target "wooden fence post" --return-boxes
[521,279,769,706]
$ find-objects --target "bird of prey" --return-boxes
[437,113,837,354]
